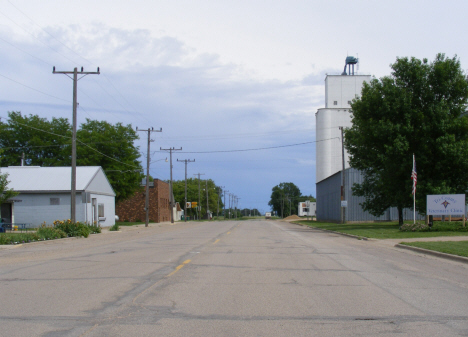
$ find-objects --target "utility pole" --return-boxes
[223,190,229,220]
[205,179,209,220]
[217,186,224,219]
[194,173,205,220]
[160,147,182,223]
[178,159,195,222]
[53,66,99,223]
[339,126,346,224]
[137,127,162,227]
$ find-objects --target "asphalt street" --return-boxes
[1,220,468,336]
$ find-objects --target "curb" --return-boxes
[291,221,468,264]
[395,244,468,264]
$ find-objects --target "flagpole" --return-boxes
[413,154,416,224]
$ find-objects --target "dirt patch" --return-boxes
[283,215,301,221]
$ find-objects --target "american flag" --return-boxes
[411,154,417,195]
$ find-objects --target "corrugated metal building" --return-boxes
[0,166,116,227]
[316,168,424,223]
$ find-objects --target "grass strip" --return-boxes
[399,241,468,258]
[294,220,468,239]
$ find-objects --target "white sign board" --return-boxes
[426,194,466,215]
[186,202,191,208]
[341,200,347,208]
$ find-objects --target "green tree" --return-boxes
[76,119,142,201]
[0,112,143,202]
[0,172,19,204]
[344,54,468,225]
[0,111,71,167]
[172,178,223,219]
[268,182,302,217]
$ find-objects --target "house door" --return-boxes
[92,198,98,224]
[1,203,12,223]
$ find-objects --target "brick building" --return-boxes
[115,179,171,223]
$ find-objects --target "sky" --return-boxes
[1,0,468,214]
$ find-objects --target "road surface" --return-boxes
[1,220,467,336]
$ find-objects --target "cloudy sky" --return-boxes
[1,0,467,213]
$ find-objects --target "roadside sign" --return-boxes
[192,202,198,208]
[186,202,191,208]
[427,194,465,215]
[341,200,347,207]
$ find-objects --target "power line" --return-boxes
[0,72,70,103]
[175,138,339,154]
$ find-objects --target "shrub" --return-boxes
[53,219,91,238]
[400,221,468,232]
[0,233,40,245]
[88,224,101,234]
[36,227,67,239]
[400,222,429,232]
[109,223,120,231]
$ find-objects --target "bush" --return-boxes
[109,223,120,231]
[0,233,40,245]
[400,222,429,232]
[88,224,101,234]
[53,219,91,238]
[36,226,67,239]
[400,221,468,232]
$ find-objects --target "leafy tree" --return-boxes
[268,182,302,217]
[0,112,143,202]
[344,54,468,225]
[0,172,19,204]
[172,178,223,219]
[0,111,71,167]
[298,195,316,202]
[76,119,142,201]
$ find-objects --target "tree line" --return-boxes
[0,111,143,202]
[172,178,225,219]
[268,182,315,217]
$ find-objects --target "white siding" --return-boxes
[316,74,371,183]
[85,169,115,196]
[13,193,74,227]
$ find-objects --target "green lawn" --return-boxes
[293,220,468,239]
[400,241,468,258]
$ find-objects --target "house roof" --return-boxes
[0,166,112,193]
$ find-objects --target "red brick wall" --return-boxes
[115,179,171,223]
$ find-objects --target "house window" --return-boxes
[348,101,352,105]
[333,101,338,105]
[50,198,60,205]
[98,203,104,217]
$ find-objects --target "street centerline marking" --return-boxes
[167,259,191,277]
[213,239,220,244]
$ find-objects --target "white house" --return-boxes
[0,166,116,227]
[298,201,316,217]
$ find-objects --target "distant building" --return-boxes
[115,179,171,223]
[0,166,116,227]
[298,201,316,217]
[315,73,371,183]
[173,202,183,221]
[316,168,424,222]
[315,57,421,222]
